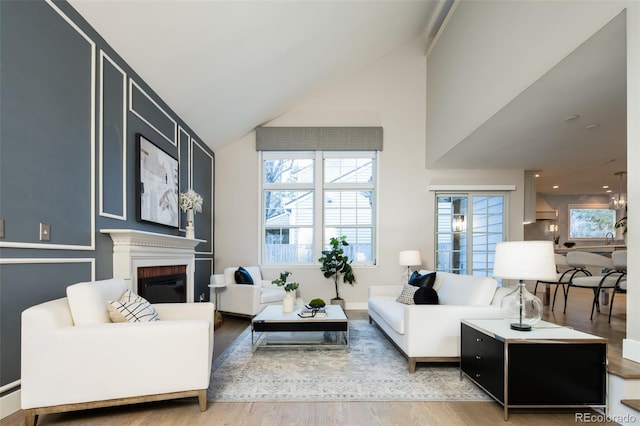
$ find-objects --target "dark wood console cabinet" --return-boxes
[460,319,607,420]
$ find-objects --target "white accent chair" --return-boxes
[215,266,286,317]
[21,278,214,426]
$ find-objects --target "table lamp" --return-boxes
[493,241,557,331]
[399,250,422,284]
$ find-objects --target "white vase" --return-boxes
[282,291,295,313]
[186,209,195,239]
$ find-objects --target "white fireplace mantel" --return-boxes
[100,229,205,302]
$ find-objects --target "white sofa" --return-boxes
[368,270,510,373]
[21,278,214,426]
[215,266,286,317]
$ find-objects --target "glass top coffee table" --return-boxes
[251,304,349,349]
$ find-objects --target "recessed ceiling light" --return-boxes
[563,115,580,122]
[586,123,600,130]
[552,185,559,189]
[606,190,612,193]
[602,185,609,189]
[535,173,540,178]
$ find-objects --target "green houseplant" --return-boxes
[271,271,299,293]
[318,236,356,306]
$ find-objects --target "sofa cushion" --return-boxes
[261,287,286,304]
[409,271,436,288]
[396,284,418,304]
[369,296,405,334]
[234,267,254,285]
[436,273,498,306]
[108,290,160,323]
[414,287,439,304]
[66,278,128,325]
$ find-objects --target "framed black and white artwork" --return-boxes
[136,134,179,228]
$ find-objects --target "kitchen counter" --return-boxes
[555,244,626,254]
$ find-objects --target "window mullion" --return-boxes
[315,151,324,260]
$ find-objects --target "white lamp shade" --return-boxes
[493,241,557,282]
[398,250,422,266]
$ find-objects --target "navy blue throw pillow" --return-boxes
[234,267,253,285]
[414,287,439,305]
[409,272,436,289]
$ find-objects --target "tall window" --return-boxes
[262,151,377,265]
[436,193,507,276]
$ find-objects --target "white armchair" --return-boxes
[21,278,214,426]
[215,266,286,316]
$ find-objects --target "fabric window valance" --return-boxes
[256,126,383,151]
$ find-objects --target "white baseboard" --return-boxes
[345,302,367,311]
[623,338,640,363]
[0,389,21,420]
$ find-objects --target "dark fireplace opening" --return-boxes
[138,265,187,303]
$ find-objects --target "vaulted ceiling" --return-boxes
[68,1,626,195]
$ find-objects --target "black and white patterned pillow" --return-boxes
[108,290,160,323]
[396,284,418,305]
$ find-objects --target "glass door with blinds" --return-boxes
[436,193,507,276]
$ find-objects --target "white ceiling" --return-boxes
[431,11,627,195]
[69,0,450,149]
[68,1,626,196]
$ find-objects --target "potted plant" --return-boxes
[318,236,356,308]
[272,271,299,313]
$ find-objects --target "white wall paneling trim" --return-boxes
[192,138,214,255]
[428,184,517,191]
[128,79,177,146]
[178,126,191,232]
[0,1,96,251]
[99,50,127,221]
[0,387,21,421]
[0,258,96,280]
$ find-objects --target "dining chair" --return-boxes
[564,251,625,322]
[534,253,588,311]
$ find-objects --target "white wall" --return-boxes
[624,0,640,364]
[215,37,525,308]
[426,0,627,166]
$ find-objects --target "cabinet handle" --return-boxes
[475,355,482,360]
[476,338,483,342]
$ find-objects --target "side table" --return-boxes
[460,319,607,420]
[209,276,226,330]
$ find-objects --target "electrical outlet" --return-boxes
[39,223,51,241]
[0,218,4,239]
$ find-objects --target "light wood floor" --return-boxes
[2,287,634,426]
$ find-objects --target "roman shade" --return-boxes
[256,126,383,151]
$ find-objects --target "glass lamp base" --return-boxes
[510,322,532,331]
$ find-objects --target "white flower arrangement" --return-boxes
[179,189,203,213]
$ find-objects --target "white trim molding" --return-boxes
[192,138,214,255]
[99,50,128,221]
[129,79,177,146]
[0,0,96,251]
[428,184,517,191]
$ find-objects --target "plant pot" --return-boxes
[331,298,345,310]
[283,291,295,313]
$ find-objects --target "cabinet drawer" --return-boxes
[461,323,505,401]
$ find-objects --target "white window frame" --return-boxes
[260,151,378,266]
[435,192,509,276]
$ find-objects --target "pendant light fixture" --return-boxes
[609,171,627,211]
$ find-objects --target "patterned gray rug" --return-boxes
[207,320,491,402]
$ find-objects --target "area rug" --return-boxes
[207,320,491,402]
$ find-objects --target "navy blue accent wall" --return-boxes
[0,0,215,392]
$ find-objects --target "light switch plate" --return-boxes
[40,223,51,241]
